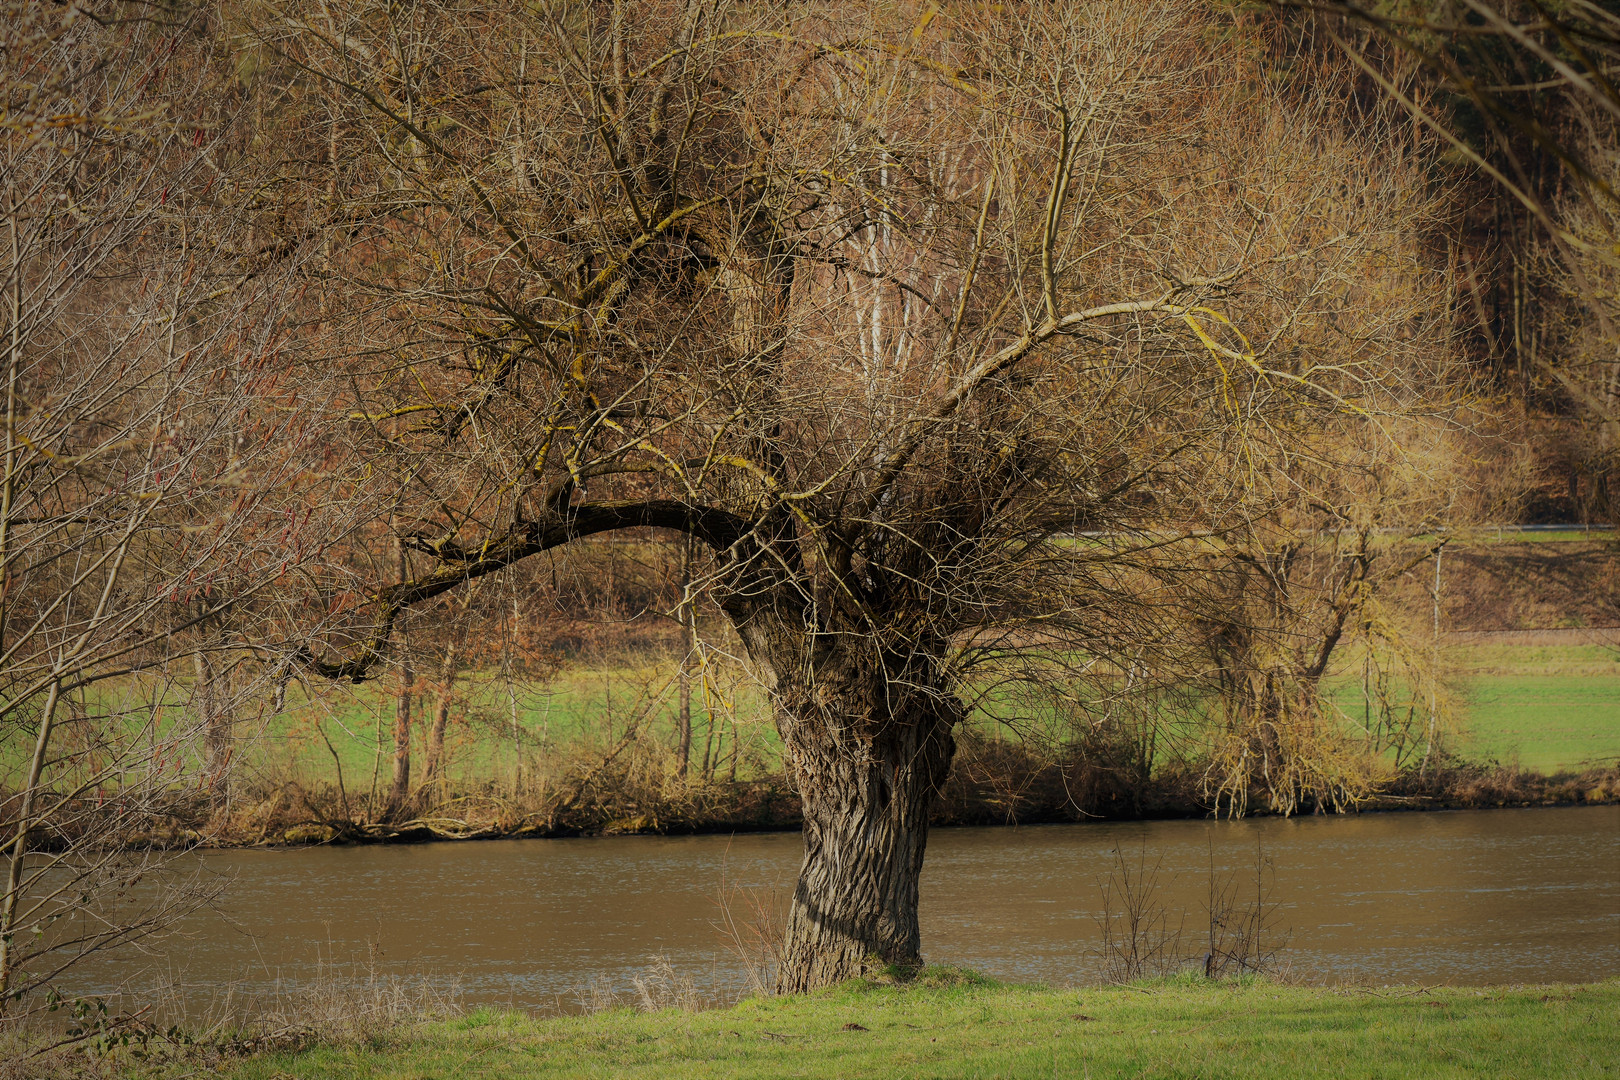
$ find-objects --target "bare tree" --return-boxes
[1168,58,1473,814]
[0,2,351,1015]
[1294,1,1619,516]
[254,0,1455,990]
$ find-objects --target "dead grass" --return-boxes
[0,947,462,1080]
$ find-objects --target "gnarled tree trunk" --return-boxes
[772,669,961,993]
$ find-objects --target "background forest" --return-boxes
[1,0,1616,1007]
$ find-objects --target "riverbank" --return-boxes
[7,742,1613,852]
[196,632,1619,848]
[15,974,1616,1079]
[164,757,1620,848]
[30,754,1608,851]
[12,634,1617,850]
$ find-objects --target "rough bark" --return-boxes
[772,668,961,993]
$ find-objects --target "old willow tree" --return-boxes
[249,0,1451,990]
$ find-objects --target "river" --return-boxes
[62,805,1619,1015]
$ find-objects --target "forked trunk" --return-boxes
[774,685,960,993]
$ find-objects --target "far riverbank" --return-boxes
[161,756,1620,849]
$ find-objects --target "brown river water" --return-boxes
[64,805,1618,1014]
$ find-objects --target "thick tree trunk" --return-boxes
[773,681,960,993]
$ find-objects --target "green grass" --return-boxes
[1454,675,1620,772]
[251,638,1620,794]
[1414,528,1615,545]
[13,640,1612,796]
[1321,644,1620,775]
[248,662,778,790]
[1448,645,1620,772]
[213,976,1619,1080]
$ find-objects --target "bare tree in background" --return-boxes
[1292,1,1619,518]
[252,0,1458,990]
[0,2,351,1016]
[1196,450,1467,817]
[1168,49,1473,815]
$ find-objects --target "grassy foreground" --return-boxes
[216,975,1619,1080]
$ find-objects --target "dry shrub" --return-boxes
[1201,843,1290,980]
[1383,759,1620,809]
[1094,848,1187,984]
[712,863,789,998]
[937,716,1212,825]
[1093,842,1290,985]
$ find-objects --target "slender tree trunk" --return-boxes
[193,649,231,814]
[421,641,455,800]
[1420,543,1444,778]
[389,538,412,819]
[389,656,413,819]
[773,679,960,993]
[700,700,716,781]
[676,535,694,779]
[0,679,62,1005]
[0,210,19,658]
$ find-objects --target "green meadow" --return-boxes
[1445,644,1620,773]
[248,639,1620,795]
[11,640,1611,794]
[211,975,1619,1080]
[245,663,780,793]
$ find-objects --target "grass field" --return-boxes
[20,638,1606,796]
[1447,643,1620,772]
[247,662,779,793]
[251,638,1619,795]
[210,975,1619,1080]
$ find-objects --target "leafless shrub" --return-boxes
[1093,839,1291,984]
[1093,847,1187,984]
[712,862,789,998]
[1202,840,1290,980]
